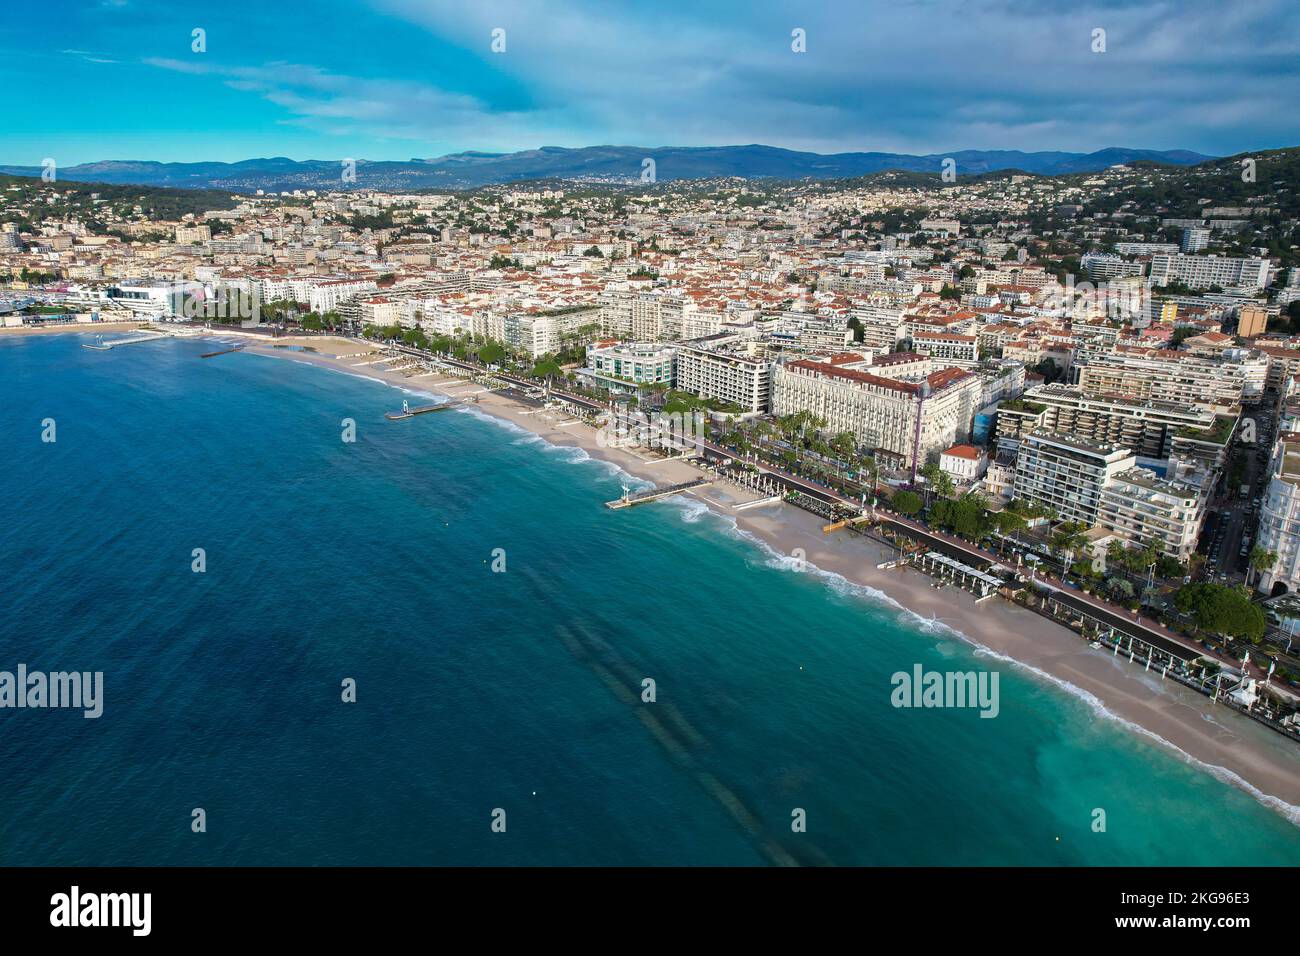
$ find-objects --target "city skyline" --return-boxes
[2,0,1298,165]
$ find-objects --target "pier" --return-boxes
[384,397,476,420]
[605,478,713,509]
[81,331,166,351]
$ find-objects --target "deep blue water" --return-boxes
[1,334,1297,865]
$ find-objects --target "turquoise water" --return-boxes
[0,333,1297,865]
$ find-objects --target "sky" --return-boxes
[1,0,1297,165]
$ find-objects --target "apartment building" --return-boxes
[503,308,600,358]
[1148,253,1270,290]
[1072,345,1266,412]
[582,342,676,393]
[358,296,404,327]
[976,360,1026,407]
[848,305,905,352]
[1115,242,1178,256]
[1179,228,1210,253]
[1254,344,1300,391]
[1011,432,1137,526]
[771,355,981,471]
[175,224,211,244]
[998,383,1225,466]
[598,290,725,341]
[1080,253,1145,281]
[1254,434,1300,595]
[911,330,980,368]
[674,337,774,412]
[765,313,854,352]
[308,277,379,313]
[1095,467,1208,561]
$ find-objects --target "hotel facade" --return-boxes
[772,355,981,471]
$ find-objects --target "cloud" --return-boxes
[62,49,119,64]
[142,0,1300,155]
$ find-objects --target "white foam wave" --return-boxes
[674,496,711,523]
[963,639,1300,826]
[718,505,1300,826]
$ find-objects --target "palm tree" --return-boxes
[1051,522,1090,576]
[1248,546,1278,587]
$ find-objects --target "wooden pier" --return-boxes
[605,478,713,510]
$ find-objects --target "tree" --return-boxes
[948,495,988,539]
[829,431,857,460]
[1106,540,1130,570]
[1051,522,1089,559]
[1174,583,1266,643]
[992,510,1027,536]
[478,341,505,365]
[1249,546,1278,575]
[1033,357,1062,384]
[892,490,924,516]
[920,462,954,500]
[532,357,563,381]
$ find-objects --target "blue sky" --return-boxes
[2,0,1298,164]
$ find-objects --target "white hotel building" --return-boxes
[772,355,981,470]
[308,277,379,313]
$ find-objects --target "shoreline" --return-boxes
[205,333,1300,821]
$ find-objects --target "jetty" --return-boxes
[605,478,712,510]
[81,331,166,351]
[200,345,246,359]
[384,397,476,420]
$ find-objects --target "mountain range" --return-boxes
[0,145,1215,193]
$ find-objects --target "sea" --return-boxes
[1,333,1297,865]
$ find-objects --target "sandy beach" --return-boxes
[0,320,150,337]
[220,333,1300,821]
